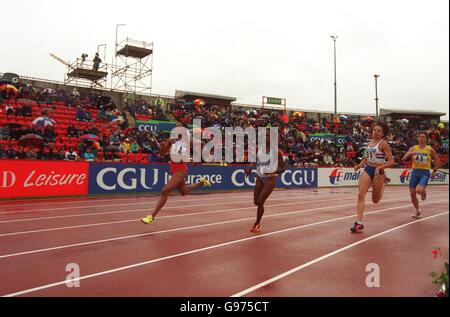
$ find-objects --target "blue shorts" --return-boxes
[409,169,430,189]
[364,165,385,180]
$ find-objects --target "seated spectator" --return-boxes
[6,146,16,159]
[5,104,14,116]
[76,107,85,121]
[45,148,57,160]
[36,148,45,160]
[97,109,108,121]
[26,148,38,160]
[16,147,27,159]
[84,110,92,122]
[88,124,99,136]
[72,88,80,98]
[67,124,79,138]
[323,153,334,166]
[109,130,121,147]
[43,125,57,143]
[0,126,10,140]
[0,145,5,159]
[120,138,131,153]
[83,147,96,161]
[56,149,65,160]
[130,139,140,153]
[22,104,32,117]
[15,105,23,117]
[65,147,79,161]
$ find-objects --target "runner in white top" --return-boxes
[246,130,285,233]
[351,122,394,233]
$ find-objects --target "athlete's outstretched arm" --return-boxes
[430,147,441,178]
[277,150,286,174]
[245,162,256,177]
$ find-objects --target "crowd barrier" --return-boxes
[318,167,449,187]
[0,160,448,199]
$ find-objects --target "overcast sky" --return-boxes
[1,0,448,118]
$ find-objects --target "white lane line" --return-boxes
[0,191,275,214]
[0,196,348,237]
[0,189,407,224]
[0,190,337,216]
[3,203,447,297]
[231,211,449,297]
[0,198,446,261]
[1,193,437,236]
[0,187,351,207]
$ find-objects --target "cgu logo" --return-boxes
[138,124,158,132]
[329,168,361,185]
[1,171,16,188]
[400,170,411,184]
[96,168,160,190]
[231,169,316,187]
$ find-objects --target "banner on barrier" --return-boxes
[309,133,351,147]
[318,167,449,187]
[0,160,89,198]
[88,163,318,194]
[136,120,192,133]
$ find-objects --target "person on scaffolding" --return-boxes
[93,53,101,71]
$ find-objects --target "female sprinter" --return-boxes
[141,133,211,224]
[351,122,394,233]
[245,132,286,233]
[402,132,440,218]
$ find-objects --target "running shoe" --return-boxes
[412,209,422,219]
[384,177,391,184]
[350,222,364,233]
[250,224,262,233]
[200,177,212,187]
[141,215,154,224]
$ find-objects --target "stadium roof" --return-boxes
[380,108,446,116]
[175,90,236,102]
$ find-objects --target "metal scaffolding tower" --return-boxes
[111,35,153,96]
[65,58,108,88]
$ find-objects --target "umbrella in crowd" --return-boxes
[7,123,21,129]
[399,118,409,124]
[293,111,304,117]
[79,134,100,141]
[18,134,44,147]
[112,117,125,124]
[193,99,206,107]
[105,145,121,152]
[260,114,271,119]
[86,139,101,150]
[42,88,56,94]
[0,84,19,94]
[365,116,374,121]
[339,114,348,120]
[32,116,56,127]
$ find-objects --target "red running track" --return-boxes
[0,186,448,297]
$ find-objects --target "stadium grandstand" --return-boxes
[0,71,448,168]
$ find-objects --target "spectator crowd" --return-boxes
[0,81,448,169]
